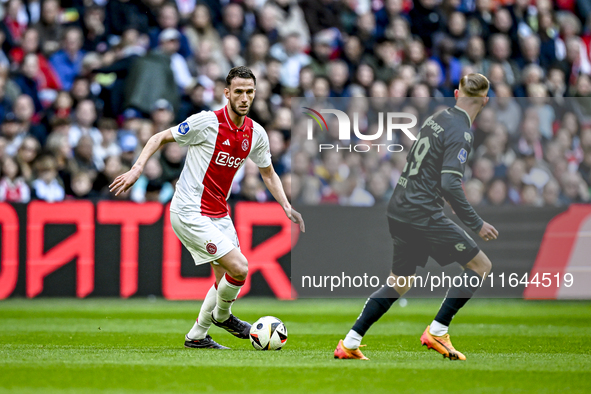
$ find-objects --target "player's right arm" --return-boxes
[109,128,175,196]
[110,111,214,196]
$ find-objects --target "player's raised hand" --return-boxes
[479,221,498,242]
[109,167,142,196]
[287,207,305,233]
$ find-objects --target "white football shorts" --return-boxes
[170,211,239,265]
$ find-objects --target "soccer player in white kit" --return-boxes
[110,66,305,349]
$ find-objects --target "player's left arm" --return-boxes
[259,164,305,233]
[249,124,304,232]
[441,130,490,234]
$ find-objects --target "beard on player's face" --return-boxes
[230,100,251,116]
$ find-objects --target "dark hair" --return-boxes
[226,66,256,86]
[1,156,23,179]
[97,118,118,130]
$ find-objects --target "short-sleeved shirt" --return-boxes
[387,106,473,226]
[170,106,272,219]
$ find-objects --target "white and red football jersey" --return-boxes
[170,106,272,219]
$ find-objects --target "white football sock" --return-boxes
[343,329,363,350]
[187,284,217,340]
[213,273,244,322]
[430,320,449,336]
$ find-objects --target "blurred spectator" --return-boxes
[522,184,542,206]
[3,0,28,45]
[13,53,43,113]
[149,2,192,58]
[337,174,375,206]
[472,157,495,186]
[71,135,99,175]
[69,171,94,199]
[222,35,246,72]
[151,99,175,131]
[160,143,185,183]
[308,32,333,78]
[559,171,590,204]
[13,94,46,144]
[490,83,521,137]
[507,159,526,205]
[9,27,62,98]
[2,112,25,156]
[131,157,173,203]
[238,174,268,202]
[185,5,223,56]
[49,27,85,91]
[123,31,180,115]
[409,0,439,49]
[104,0,149,38]
[483,34,520,86]
[268,130,287,177]
[367,172,392,203]
[119,132,138,168]
[93,155,126,196]
[328,60,351,98]
[34,0,63,56]
[31,153,64,202]
[485,178,508,206]
[515,108,544,160]
[68,99,100,148]
[300,0,341,36]
[218,3,250,47]
[0,137,6,163]
[465,178,485,206]
[158,28,193,91]
[273,0,310,46]
[256,3,280,46]
[177,83,209,122]
[0,76,12,122]
[82,6,108,53]
[271,33,310,89]
[542,178,562,207]
[0,155,30,202]
[94,118,121,169]
[15,135,40,182]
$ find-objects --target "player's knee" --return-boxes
[388,273,413,296]
[229,256,249,281]
[467,251,492,277]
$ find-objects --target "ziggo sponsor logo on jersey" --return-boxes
[302,107,417,153]
[215,151,245,168]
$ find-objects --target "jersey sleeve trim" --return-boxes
[251,121,272,168]
[441,169,464,177]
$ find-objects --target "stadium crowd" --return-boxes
[0,0,590,207]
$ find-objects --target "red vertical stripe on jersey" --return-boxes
[200,107,253,217]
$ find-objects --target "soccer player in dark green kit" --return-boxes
[335,74,499,361]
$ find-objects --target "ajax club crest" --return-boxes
[205,240,217,254]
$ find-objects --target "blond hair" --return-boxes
[459,73,490,97]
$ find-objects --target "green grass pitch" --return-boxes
[1,298,590,393]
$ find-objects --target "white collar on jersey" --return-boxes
[453,105,472,128]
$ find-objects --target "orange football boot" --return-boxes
[420,326,466,360]
[334,339,369,360]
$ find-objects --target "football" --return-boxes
[249,316,288,350]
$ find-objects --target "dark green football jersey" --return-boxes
[387,106,475,226]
